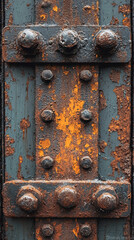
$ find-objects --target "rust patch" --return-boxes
[8,13,13,25]
[27,154,34,161]
[5,135,15,157]
[5,83,12,110]
[99,90,107,111]
[110,17,119,25]
[118,5,130,15]
[109,85,131,179]
[17,156,24,179]
[110,69,121,83]
[99,140,108,153]
[20,117,31,139]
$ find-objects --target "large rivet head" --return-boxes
[41,224,54,237]
[17,185,41,213]
[41,70,54,82]
[56,186,78,209]
[40,109,54,122]
[92,186,118,211]
[17,193,38,212]
[80,224,92,237]
[80,70,93,82]
[41,156,54,169]
[17,29,39,49]
[59,29,79,53]
[95,29,118,53]
[80,156,93,170]
[80,109,92,122]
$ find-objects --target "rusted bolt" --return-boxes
[41,156,54,169]
[41,70,54,82]
[41,1,51,8]
[92,186,118,211]
[95,29,118,53]
[40,110,54,122]
[41,224,54,237]
[17,193,39,212]
[80,224,92,237]
[80,156,93,170]
[80,70,93,82]
[57,186,78,209]
[17,29,39,49]
[59,29,79,50]
[80,109,92,122]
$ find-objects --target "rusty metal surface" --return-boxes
[35,219,97,240]
[3,180,131,218]
[35,65,98,180]
[2,25,131,63]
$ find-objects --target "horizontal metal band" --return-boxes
[3,25,131,63]
[3,180,130,218]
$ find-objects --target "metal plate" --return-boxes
[35,65,98,180]
[3,180,131,218]
[2,25,131,63]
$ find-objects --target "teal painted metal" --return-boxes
[98,0,131,239]
[3,0,131,239]
[5,0,35,239]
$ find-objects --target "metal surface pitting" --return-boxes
[3,25,131,63]
[3,180,130,218]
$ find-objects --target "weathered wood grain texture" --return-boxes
[98,0,131,239]
[4,0,35,239]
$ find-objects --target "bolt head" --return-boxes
[80,70,93,82]
[41,224,54,237]
[17,193,38,212]
[80,109,92,122]
[80,156,93,170]
[97,192,117,211]
[41,70,54,82]
[18,29,39,49]
[80,224,92,237]
[41,156,54,169]
[59,29,79,49]
[96,29,118,52]
[40,110,54,122]
[57,186,78,209]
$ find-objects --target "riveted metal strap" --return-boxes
[3,180,130,218]
[2,25,131,63]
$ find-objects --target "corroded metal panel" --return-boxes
[35,65,98,180]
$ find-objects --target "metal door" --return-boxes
[0,0,132,239]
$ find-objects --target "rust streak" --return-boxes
[20,117,31,139]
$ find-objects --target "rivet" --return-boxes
[80,156,93,170]
[80,224,92,237]
[41,156,54,169]
[40,110,54,122]
[59,29,79,53]
[95,29,118,53]
[92,186,119,211]
[41,1,51,8]
[80,70,93,82]
[41,70,54,82]
[80,109,92,122]
[17,29,39,49]
[17,193,39,212]
[57,186,78,209]
[41,224,54,237]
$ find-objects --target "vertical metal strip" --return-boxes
[35,0,99,239]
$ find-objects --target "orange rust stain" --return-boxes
[122,17,130,27]
[73,221,79,237]
[5,90,12,111]
[110,17,119,25]
[17,156,24,179]
[63,71,69,75]
[109,85,131,179]
[118,4,130,15]
[36,226,43,240]
[20,118,31,139]
[53,5,58,12]
[26,155,34,161]
[99,90,107,111]
[39,139,51,149]
[40,14,46,20]
[5,135,15,157]
[99,140,108,153]
[8,13,13,25]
